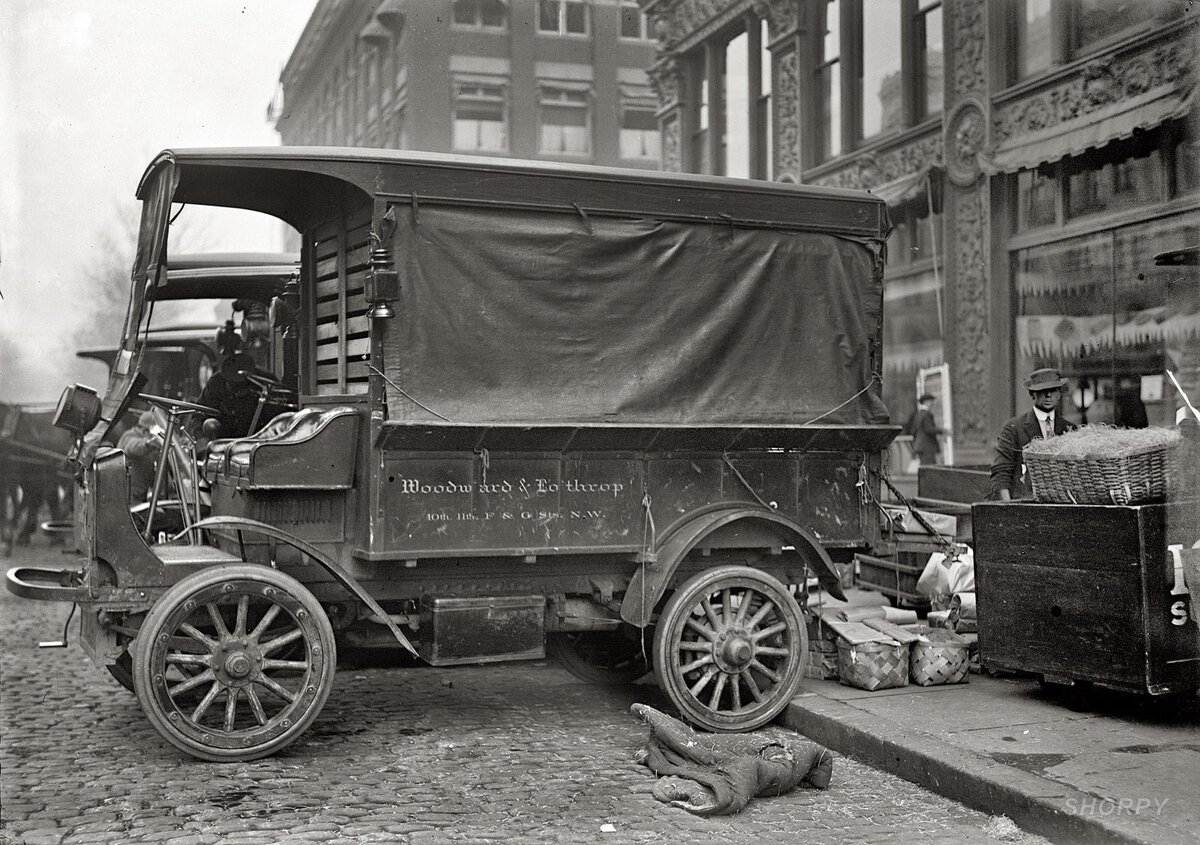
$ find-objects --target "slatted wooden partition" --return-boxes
[309,208,373,396]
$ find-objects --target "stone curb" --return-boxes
[780,693,1188,845]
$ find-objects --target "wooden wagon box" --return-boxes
[972,501,1200,694]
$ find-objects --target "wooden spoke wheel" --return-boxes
[132,565,336,762]
[546,629,651,685]
[653,565,808,732]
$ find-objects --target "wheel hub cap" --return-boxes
[713,628,754,672]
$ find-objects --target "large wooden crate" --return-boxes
[972,501,1200,694]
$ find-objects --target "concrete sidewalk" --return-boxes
[781,671,1200,845]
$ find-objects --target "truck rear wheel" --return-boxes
[653,565,807,732]
[132,564,336,762]
[546,630,650,685]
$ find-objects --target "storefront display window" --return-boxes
[1066,149,1164,219]
[1014,214,1200,428]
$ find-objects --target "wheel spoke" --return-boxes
[244,686,269,725]
[679,654,715,675]
[721,588,732,624]
[746,597,775,630]
[730,675,742,710]
[190,679,223,721]
[254,673,297,703]
[262,658,310,671]
[749,658,782,684]
[707,672,728,710]
[753,621,788,642]
[756,646,791,658]
[169,667,216,697]
[166,652,211,667]
[205,602,232,639]
[234,596,249,638]
[223,687,239,732]
[179,622,218,650]
[249,604,282,641]
[688,666,719,697]
[677,640,713,653]
[739,669,764,702]
[684,617,717,641]
[700,597,722,630]
[733,589,752,625]
[260,628,303,655]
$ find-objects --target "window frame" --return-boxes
[452,0,508,31]
[537,83,594,156]
[537,1,590,37]
[618,99,661,161]
[452,77,510,153]
[619,2,651,40]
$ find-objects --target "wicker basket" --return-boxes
[1024,427,1180,506]
[910,630,970,686]
[837,640,909,691]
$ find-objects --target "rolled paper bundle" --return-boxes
[839,605,888,623]
[882,607,918,625]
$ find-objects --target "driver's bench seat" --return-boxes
[208,407,360,490]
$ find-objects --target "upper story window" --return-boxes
[684,17,772,179]
[1007,0,1184,85]
[811,0,947,167]
[538,1,589,36]
[538,85,592,155]
[620,2,651,40]
[1014,126,1195,233]
[453,79,508,152]
[453,0,507,29]
[620,101,660,161]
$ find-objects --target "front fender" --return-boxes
[619,505,846,627]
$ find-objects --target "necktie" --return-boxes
[1041,417,1053,438]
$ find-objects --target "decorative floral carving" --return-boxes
[991,33,1196,146]
[945,100,985,187]
[751,0,802,40]
[808,134,944,191]
[774,46,801,178]
[951,187,990,443]
[950,0,986,95]
[648,56,682,109]
[662,114,682,172]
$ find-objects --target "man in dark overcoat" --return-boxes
[989,368,1077,500]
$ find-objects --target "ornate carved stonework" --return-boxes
[774,45,801,178]
[648,56,682,109]
[991,34,1197,146]
[951,187,989,442]
[808,134,943,192]
[751,0,803,41]
[950,0,986,95]
[646,0,741,49]
[945,99,986,187]
[662,114,682,172]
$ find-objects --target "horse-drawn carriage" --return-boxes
[8,148,897,761]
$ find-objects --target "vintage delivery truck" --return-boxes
[8,148,895,761]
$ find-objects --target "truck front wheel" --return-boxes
[132,564,336,762]
[653,565,808,732]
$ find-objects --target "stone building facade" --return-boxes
[275,0,660,169]
[640,0,1200,464]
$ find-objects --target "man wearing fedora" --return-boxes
[989,368,1078,500]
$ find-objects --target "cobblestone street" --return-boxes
[2,540,1032,845]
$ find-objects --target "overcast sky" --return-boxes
[0,0,316,403]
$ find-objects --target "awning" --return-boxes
[983,83,1196,175]
[868,167,941,210]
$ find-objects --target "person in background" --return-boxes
[989,368,1078,501]
[904,393,944,468]
[117,410,162,504]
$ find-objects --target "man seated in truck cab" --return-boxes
[197,352,262,441]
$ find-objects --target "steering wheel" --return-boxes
[138,394,220,418]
